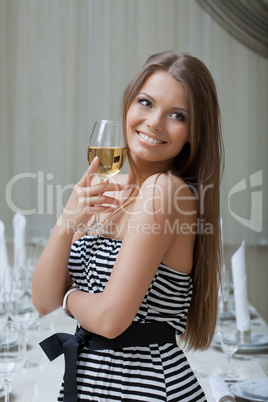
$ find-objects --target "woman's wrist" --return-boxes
[56,214,79,234]
[56,213,93,235]
[62,284,79,318]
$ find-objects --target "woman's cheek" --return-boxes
[126,107,136,128]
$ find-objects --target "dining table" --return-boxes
[1,304,267,402]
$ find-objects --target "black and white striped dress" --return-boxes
[58,235,207,401]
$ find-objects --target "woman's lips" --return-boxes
[137,131,166,144]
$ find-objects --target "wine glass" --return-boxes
[0,288,11,398]
[8,280,39,368]
[0,321,26,402]
[0,289,9,326]
[85,119,127,234]
[0,286,10,394]
[220,331,239,378]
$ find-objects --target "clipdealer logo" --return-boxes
[5,171,73,217]
[5,170,263,234]
[4,170,212,235]
[228,170,262,233]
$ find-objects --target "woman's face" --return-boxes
[126,70,189,170]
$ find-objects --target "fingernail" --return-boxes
[93,156,99,162]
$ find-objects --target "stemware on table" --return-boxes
[0,292,9,394]
[0,321,26,402]
[220,330,239,378]
[0,289,9,326]
[8,280,39,368]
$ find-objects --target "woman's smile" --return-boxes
[136,130,167,145]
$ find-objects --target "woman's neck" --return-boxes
[126,158,175,186]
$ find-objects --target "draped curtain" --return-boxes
[196,0,268,58]
[0,0,267,317]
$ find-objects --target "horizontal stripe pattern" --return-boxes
[58,235,206,401]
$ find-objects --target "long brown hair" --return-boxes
[122,51,224,350]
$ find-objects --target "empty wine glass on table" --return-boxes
[0,321,26,402]
[0,289,9,327]
[85,119,127,234]
[220,331,239,378]
[8,280,39,368]
[0,288,10,397]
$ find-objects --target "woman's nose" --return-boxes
[146,112,163,132]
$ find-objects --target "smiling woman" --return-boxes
[32,51,223,402]
[126,71,190,171]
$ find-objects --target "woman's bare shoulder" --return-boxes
[141,172,194,197]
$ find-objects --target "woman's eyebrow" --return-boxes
[138,92,188,114]
[171,106,188,115]
[138,92,155,101]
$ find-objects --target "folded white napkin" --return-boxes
[231,241,250,332]
[0,220,11,292]
[13,213,27,271]
[209,374,235,402]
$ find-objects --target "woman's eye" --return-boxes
[170,112,185,122]
[138,98,152,108]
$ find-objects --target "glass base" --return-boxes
[221,371,239,379]
[79,222,112,235]
[0,381,12,398]
[24,359,38,369]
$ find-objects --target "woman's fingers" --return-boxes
[82,182,124,196]
[77,156,99,187]
[59,156,125,231]
[84,204,119,214]
[77,157,124,195]
[83,194,122,207]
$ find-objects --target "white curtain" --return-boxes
[0,0,267,316]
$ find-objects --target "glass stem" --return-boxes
[4,379,9,402]
[93,177,108,226]
[227,354,231,376]
[93,213,101,226]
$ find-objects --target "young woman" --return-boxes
[32,51,224,401]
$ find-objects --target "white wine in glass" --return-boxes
[87,147,127,180]
[85,120,127,234]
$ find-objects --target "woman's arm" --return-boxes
[67,174,197,338]
[32,157,124,315]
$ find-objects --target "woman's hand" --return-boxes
[57,156,124,233]
[32,156,124,315]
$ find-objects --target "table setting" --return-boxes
[0,216,267,401]
[0,214,47,400]
[206,241,268,402]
